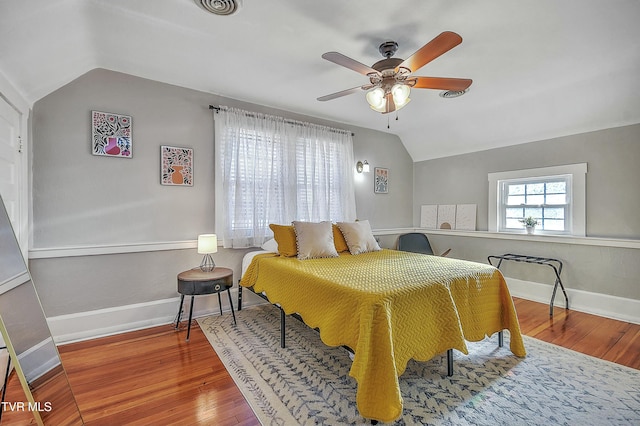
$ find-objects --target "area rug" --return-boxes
[198,304,640,425]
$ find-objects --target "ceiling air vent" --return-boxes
[439,89,469,99]
[195,0,242,16]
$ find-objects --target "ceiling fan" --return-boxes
[317,31,472,114]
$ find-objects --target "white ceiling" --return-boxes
[1,0,639,161]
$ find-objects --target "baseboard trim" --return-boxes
[505,277,640,324]
[47,287,265,344]
[47,280,638,344]
[17,338,59,382]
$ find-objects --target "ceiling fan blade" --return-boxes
[322,52,380,76]
[411,76,472,91]
[398,31,463,73]
[317,86,364,102]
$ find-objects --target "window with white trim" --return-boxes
[488,163,587,236]
[499,175,571,233]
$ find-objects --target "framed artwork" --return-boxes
[91,111,132,158]
[161,146,193,186]
[374,167,388,194]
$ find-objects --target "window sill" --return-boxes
[372,227,640,249]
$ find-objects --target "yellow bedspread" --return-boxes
[240,249,526,422]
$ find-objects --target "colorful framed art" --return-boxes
[161,145,193,186]
[91,111,132,158]
[374,167,388,194]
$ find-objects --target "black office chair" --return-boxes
[397,233,451,257]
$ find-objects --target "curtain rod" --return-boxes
[209,105,354,137]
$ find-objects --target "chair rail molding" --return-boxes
[29,240,198,259]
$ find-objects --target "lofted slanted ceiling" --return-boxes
[1,0,639,161]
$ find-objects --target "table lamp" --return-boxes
[198,234,217,271]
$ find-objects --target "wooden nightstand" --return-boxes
[175,267,236,341]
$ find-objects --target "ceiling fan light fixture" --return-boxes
[391,83,411,106]
[395,97,411,111]
[369,103,387,113]
[320,32,471,115]
[366,87,386,111]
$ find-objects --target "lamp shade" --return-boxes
[392,83,411,110]
[366,87,385,111]
[391,83,410,103]
[197,234,218,254]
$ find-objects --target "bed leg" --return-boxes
[237,283,243,311]
[498,330,504,347]
[447,349,453,376]
[280,307,286,348]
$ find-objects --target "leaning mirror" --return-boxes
[0,195,83,425]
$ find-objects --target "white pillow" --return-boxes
[336,220,381,255]
[260,238,279,253]
[292,221,339,260]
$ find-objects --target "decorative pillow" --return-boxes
[292,221,339,260]
[268,224,297,257]
[332,224,349,253]
[336,220,381,255]
[260,238,279,253]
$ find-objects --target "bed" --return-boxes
[238,244,526,423]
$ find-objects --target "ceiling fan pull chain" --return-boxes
[387,115,390,129]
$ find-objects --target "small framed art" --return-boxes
[374,167,388,194]
[91,111,132,158]
[161,146,193,186]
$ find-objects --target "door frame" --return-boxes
[0,72,30,261]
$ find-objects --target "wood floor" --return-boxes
[3,298,639,425]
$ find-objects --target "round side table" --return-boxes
[175,267,236,341]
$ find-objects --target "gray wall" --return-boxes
[413,124,640,302]
[29,68,413,317]
[424,233,639,300]
[413,124,640,239]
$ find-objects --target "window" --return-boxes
[500,176,571,233]
[488,164,587,236]
[214,107,356,248]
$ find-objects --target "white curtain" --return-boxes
[214,107,356,248]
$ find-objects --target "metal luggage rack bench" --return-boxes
[487,253,568,316]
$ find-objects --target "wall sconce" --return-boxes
[356,160,370,173]
[197,234,217,271]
